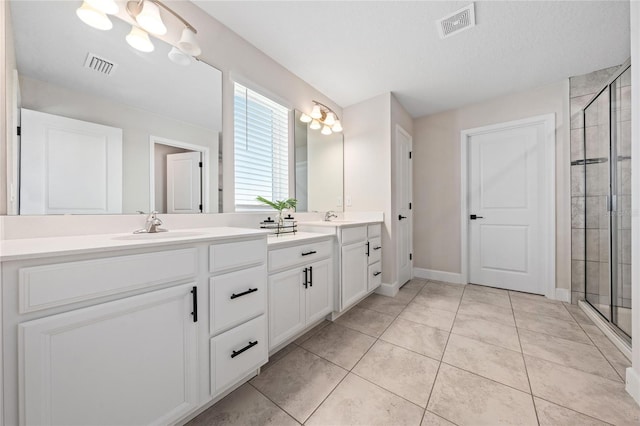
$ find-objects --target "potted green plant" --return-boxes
[256,196,298,226]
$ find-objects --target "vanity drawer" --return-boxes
[368,224,381,238]
[210,265,266,335]
[19,248,197,314]
[340,226,367,245]
[210,238,266,273]
[368,237,382,265]
[368,262,382,290]
[268,239,332,272]
[210,315,267,396]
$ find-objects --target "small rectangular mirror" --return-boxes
[294,110,344,212]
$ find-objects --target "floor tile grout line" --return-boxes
[532,394,618,426]
[247,381,304,425]
[349,369,428,411]
[508,290,541,426]
[572,315,628,382]
[419,282,466,426]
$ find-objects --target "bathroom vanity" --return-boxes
[0,228,269,426]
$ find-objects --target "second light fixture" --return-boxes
[300,101,343,136]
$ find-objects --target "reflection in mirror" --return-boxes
[8,0,222,215]
[294,110,344,213]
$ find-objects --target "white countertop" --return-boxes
[267,231,333,248]
[298,220,382,228]
[0,227,270,261]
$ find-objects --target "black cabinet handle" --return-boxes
[230,288,258,299]
[469,214,484,220]
[373,246,381,251]
[191,286,198,323]
[373,271,382,277]
[309,266,313,287]
[231,340,258,359]
[302,250,317,256]
[398,215,407,220]
[303,267,308,289]
[366,241,370,257]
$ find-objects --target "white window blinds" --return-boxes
[234,83,290,211]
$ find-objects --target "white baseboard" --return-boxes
[413,268,465,285]
[579,300,632,361]
[375,281,399,297]
[554,288,571,303]
[626,368,640,406]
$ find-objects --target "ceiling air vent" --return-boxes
[83,53,117,76]
[437,3,476,39]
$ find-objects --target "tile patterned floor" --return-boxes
[188,279,639,426]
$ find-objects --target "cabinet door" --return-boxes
[268,268,306,349]
[341,242,368,309]
[19,284,198,426]
[306,258,333,324]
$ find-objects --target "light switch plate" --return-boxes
[346,196,352,207]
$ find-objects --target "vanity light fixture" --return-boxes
[76,1,114,31]
[76,0,201,64]
[301,101,342,135]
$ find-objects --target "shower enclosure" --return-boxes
[582,61,631,342]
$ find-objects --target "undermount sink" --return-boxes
[113,231,205,241]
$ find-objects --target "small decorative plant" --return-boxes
[256,196,297,224]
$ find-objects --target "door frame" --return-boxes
[460,114,556,298]
[149,135,209,213]
[395,124,414,285]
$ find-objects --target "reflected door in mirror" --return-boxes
[19,109,122,215]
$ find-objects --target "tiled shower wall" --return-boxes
[570,66,619,304]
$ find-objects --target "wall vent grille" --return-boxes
[83,53,117,76]
[437,3,476,39]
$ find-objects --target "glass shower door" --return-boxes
[612,67,631,337]
[583,64,631,341]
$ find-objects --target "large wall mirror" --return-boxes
[294,110,344,213]
[7,0,222,215]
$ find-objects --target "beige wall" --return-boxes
[343,92,414,288]
[413,80,571,291]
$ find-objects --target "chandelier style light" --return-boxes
[299,101,343,136]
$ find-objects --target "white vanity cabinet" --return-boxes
[0,230,269,426]
[367,224,383,290]
[267,237,333,350]
[340,226,369,309]
[20,283,199,426]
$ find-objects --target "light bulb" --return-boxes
[76,1,113,30]
[332,120,343,133]
[299,113,312,123]
[310,104,322,119]
[86,0,119,14]
[126,26,154,52]
[310,119,321,130]
[168,47,192,66]
[324,112,336,126]
[321,125,332,135]
[178,28,201,56]
[136,0,167,35]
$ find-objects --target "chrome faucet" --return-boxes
[324,211,338,221]
[134,211,167,234]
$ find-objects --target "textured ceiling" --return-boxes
[193,0,630,118]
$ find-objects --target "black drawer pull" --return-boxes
[303,267,309,289]
[191,286,198,323]
[373,272,382,277]
[230,288,258,299]
[366,241,370,257]
[302,250,317,256]
[231,340,258,359]
[373,246,381,250]
[309,266,313,287]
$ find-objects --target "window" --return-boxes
[234,83,289,211]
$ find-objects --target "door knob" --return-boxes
[398,215,407,220]
[469,214,484,220]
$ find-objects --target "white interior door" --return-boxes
[19,109,122,214]
[167,152,202,214]
[396,126,413,286]
[468,123,545,293]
